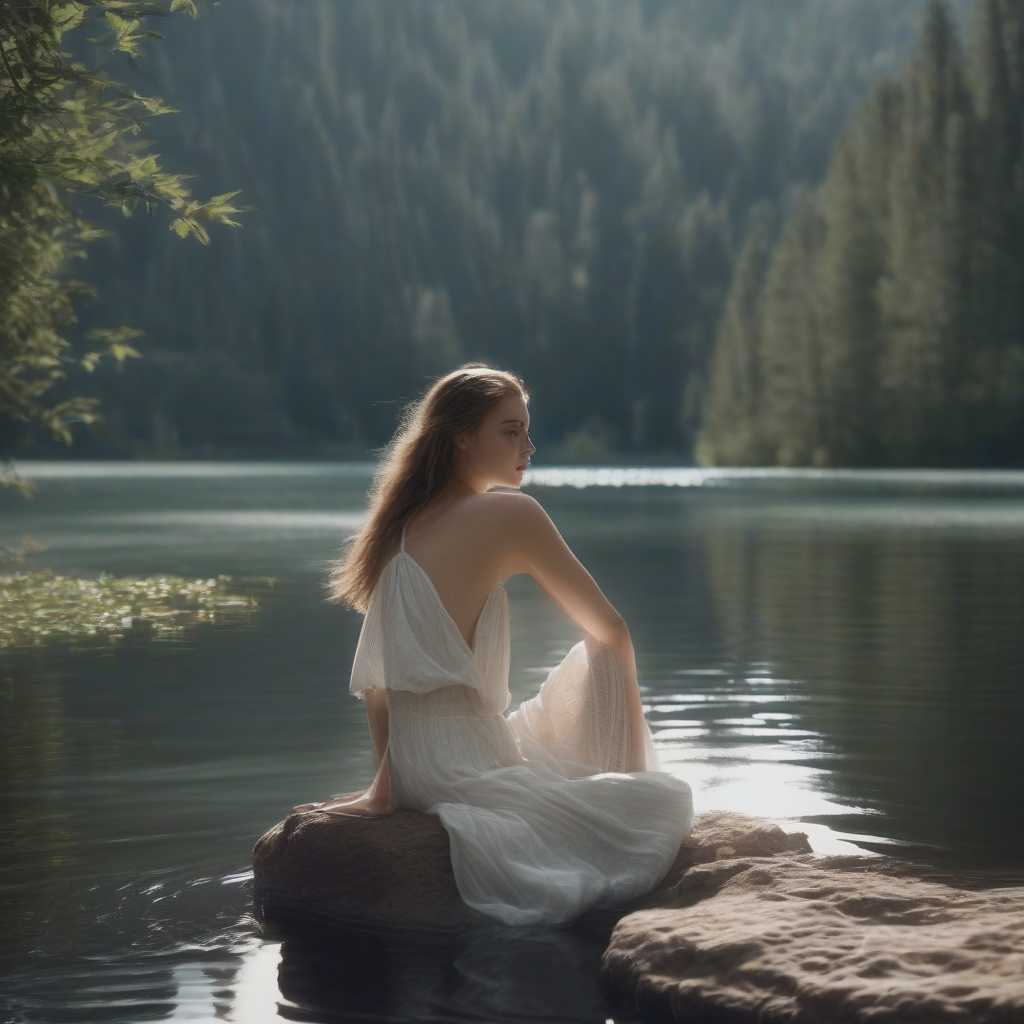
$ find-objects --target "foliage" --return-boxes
[0,0,248,485]
[0,569,265,647]
[698,0,1024,467]
[35,0,967,460]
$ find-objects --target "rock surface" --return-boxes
[256,807,1024,1020]
[253,808,480,930]
[603,853,1024,1023]
[252,807,806,931]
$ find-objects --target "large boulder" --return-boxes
[254,807,1024,1020]
[253,808,480,930]
[252,808,808,932]
[603,854,1024,1023]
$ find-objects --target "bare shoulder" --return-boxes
[476,489,548,523]
[450,489,552,536]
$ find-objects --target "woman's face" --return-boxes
[456,391,535,491]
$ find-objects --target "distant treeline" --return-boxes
[700,0,1024,467]
[37,0,972,461]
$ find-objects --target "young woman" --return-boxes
[294,364,693,926]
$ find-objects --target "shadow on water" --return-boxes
[260,911,623,1024]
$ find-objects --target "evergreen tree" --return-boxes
[758,196,828,466]
[21,0,956,460]
[815,81,903,464]
[701,0,1024,467]
[695,205,773,466]
[963,0,1024,458]
[996,0,1024,106]
[878,0,973,462]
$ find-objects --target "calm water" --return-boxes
[2,462,1023,1023]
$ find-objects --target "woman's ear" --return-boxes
[453,432,469,452]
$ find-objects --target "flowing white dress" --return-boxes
[348,530,694,926]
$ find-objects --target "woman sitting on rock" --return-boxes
[293,363,694,926]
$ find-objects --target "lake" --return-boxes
[2,462,1023,1023]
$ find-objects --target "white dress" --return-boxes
[348,530,694,926]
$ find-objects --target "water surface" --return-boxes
[2,462,1023,1022]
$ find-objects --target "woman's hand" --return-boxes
[291,790,363,814]
[291,732,394,816]
[290,686,395,816]
[292,788,390,816]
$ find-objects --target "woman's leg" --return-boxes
[507,635,657,775]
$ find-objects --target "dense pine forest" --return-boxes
[699,0,1024,467]
[14,0,1022,465]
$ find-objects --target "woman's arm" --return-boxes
[504,496,632,650]
[357,688,394,813]
[294,689,393,815]
[502,497,647,760]
[365,688,390,769]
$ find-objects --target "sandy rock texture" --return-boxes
[603,848,1024,1023]
[252,807,801,932]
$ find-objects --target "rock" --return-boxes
[603,853,1024,1023]
[589,811,812,923]
[676,810,812,866]
[253,808,484,931]
[255,807,1024,1019]
[252,807,808,933]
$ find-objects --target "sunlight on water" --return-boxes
[167,962,220,1020]
[523,465,1024,489]
[224,942,284,1022]
[645,681,889,857]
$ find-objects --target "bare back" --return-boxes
[403,489,630,652]
[403,492,520,646]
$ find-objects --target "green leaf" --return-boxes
[133,93,179,116]
[85,327,144,363]
[1,0,243,460]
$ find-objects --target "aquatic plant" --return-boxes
[0,571,268,647]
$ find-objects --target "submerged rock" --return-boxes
[252,808,806,932]
[603,853,1024,1023]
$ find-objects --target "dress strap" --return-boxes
[400,524,406,552]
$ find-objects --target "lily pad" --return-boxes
[0,571,270,648]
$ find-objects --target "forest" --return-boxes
[8,0,1023,466]
[700,0,1024,466]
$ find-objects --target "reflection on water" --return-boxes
[705,510,1024,860]
[267,916,614,1024]
[2,462,1023,1021]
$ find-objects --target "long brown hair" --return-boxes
[328,363,528,611]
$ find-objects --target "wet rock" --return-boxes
[603,854,1024,1023]
[252,808,808,932]
[253,808,483,931]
